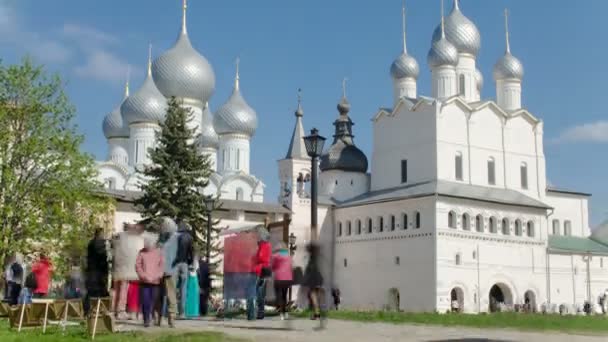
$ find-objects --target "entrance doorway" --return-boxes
[524,290,537,313]
[489,283,512,312]
[388,288,400,311]
[450,287,464,313]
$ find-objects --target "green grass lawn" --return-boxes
[0,319,246,342]
[304,310,608,334]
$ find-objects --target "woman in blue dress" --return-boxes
[185,259,200,318]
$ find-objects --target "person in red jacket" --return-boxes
[31,253,53,298]
[252,227,271,320]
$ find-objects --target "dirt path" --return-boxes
[121,317,608,342]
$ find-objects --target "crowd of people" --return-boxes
[1,217,332,329]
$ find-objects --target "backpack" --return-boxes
[25,272,38,290]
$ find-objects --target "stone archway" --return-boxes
[489,283,513,313]
[388,288,400,312]
[524,290,537,313]
[450,287,464,313]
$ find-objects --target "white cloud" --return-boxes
[556,121,608,144]
[62,23,118,47]
[0,2,72,63]
[74,49,135,84]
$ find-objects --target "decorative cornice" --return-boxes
[336,232,433,244]
[438,230,544,246]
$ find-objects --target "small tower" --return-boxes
[431,0,481,102]
[214,58,258,175]
[199,102,219,172]
[278,90,311,207]
[390,1,419,104]
[102,76,130,166]
[428,0,459,99]
[121,45,167,168]
[493,9,524,111]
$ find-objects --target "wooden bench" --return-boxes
[87,297,115,339]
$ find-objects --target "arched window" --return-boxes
[378,216,384,232]
[390,215,396,231]
[455,253,462,266]
[564,220,572,236]
[476,215,483,232]
[459,74,466,97]
[236,188,244,201]
[337,222,342,237]
[515,219,523,236]
[347,221,352,236]
[356,220,362,235]
[462,213,470,231]
[402,213,409,230]
[105,177,116,190]
[487,157,496,185]
[489,217,497,233]
[368,218,373,234]
[415,212,421,229]
[552,219,560,235]
[448,211,457,229]
[527,221,535,237]
[502,218,510,235]
[455,152,463,181]
[520,162,528,189]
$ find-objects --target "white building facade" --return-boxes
[281,1,608,313]
[97,1,264,211]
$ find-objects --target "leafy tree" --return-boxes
[135,97,222,273]
[0,57,112,274]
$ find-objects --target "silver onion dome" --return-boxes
[320,97,368,173]
[102,105,129,139]
[428,36,459,68]
[213,66,258,136]
[475,68,484,90]
[432,0,481,57]
[122,64,167,125]
[390,53,420,80]
[493,52,524,81]
[152,4,215,102]
[199,102,219,149]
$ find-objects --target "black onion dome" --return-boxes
[319,97,368,173]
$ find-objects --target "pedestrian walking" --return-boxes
[303,242,326,327]
[157,217,179,327]
[331,288,341,310]
[185,259,199,318]
[31,252,52,298]
[136,235,164,328]
[197,257,211,316]
[174,221,194,319]
[112,224,145,320]
[85,228,110,315]
[7,255,24,305]
[251,227,271,320]
[271,242,293,320]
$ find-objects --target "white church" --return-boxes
[280,1,608,313]
[96,2,289,231]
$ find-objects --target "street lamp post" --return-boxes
[303,128,326,240]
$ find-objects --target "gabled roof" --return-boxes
[548,235,608,256]
[336,180,551,210]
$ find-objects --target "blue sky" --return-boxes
[1,0,606,225]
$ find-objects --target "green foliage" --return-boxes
[305,310,608,333]
[0,319,245,341]
[0,57,111,273]
[135,97,222,274]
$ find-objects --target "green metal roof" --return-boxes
[548,235,608,256]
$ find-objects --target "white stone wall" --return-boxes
[218,134,250,175]
[392,77,417,105]
[497,79,522,111]
[371,102,437,191]
[455,55,477,102]
[129,123,159,167]
[97,163,128,190]
[332,197,436,311]
[107,138,129,166]
[545,192,591,237]
[432,66,457,99]
[319,170,369,202]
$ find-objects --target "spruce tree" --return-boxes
[135,97,222,271]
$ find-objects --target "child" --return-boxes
[135,236,164,328]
